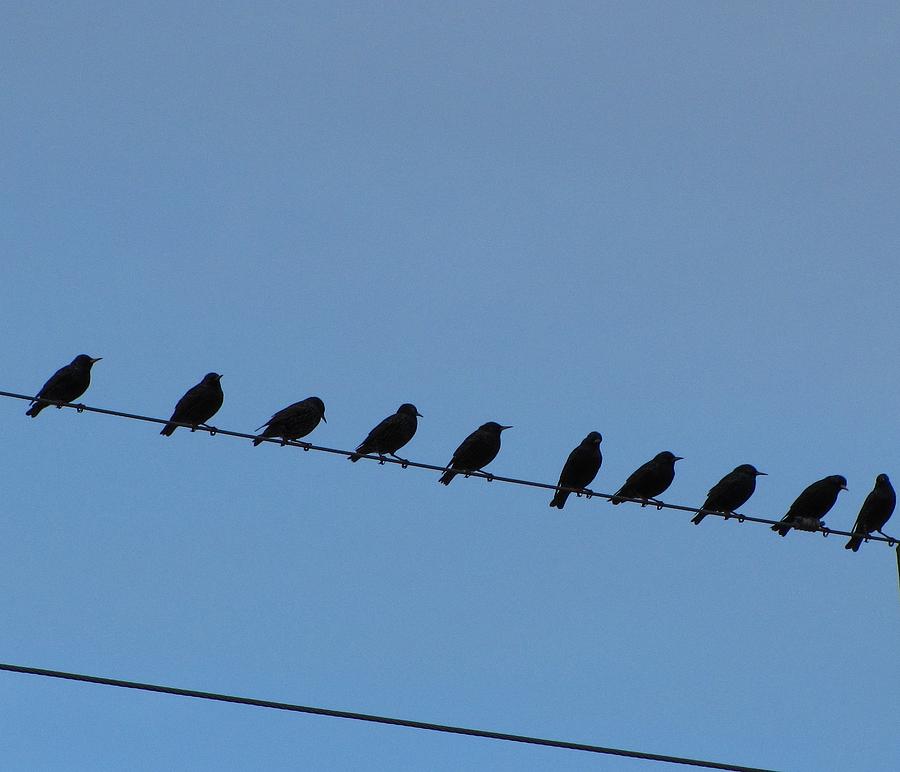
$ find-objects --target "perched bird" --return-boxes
[691,464,766,525]
[845,474,895,552]
[160,373,224,436]
[349,403,422,462]
[26,354,101,417]
[550,431,603,509]
[610,451,682,506]
[253,396,326,446]
[439,421,511,485]
[771,475,847,537]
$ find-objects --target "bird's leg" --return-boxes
[648,497,664,510]
[877,529,898,544]
[388,452,409,464]
[280,437,288,446]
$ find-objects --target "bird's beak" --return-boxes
[756,471,767,476]
[841,484,848,491]
[674,456,684,461]
[500,425,513,430]
[91,357,103,363]
[416,411,423,417]
[321,415,327,423]
[217,374,224,380]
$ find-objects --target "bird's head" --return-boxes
[736,463,766,477]
[876,473,891,486]
[583,431,603,445]
[309,396,326,421]
[398,403,423,418]
[829,475,848,491]
[657,451,683,463]
[74,354,102,368]
[203,373,223,384]
[481,422,512,432]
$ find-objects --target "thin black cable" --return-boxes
[0,662,777,772]
[1,389,895,547]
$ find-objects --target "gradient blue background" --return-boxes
[2,3,899,770]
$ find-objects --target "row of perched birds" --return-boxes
[22,355,896,552]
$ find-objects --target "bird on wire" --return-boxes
[160,373,224,436]
[439,421,511,485]
[845,473,896,551]
[771,474,847,536]
[26,354,102,418]
[253,396,326,446]
[550,431,603,509]
[691,464,766,525]
[349,403,422,463]
[610,451,682,507]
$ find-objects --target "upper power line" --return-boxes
[1,388,896,549]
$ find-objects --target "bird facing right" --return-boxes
[771,475,847,537]
[691,464,766,525]
[550,431,603,509]
[610,451,682,506]
[160,373,224,436]
[439,421,511,485]
[349,403,422,462]
[845,473,895,552]
[253,396,326,446]
[26,354,102,417]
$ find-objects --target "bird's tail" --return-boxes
[252,436,265,447]
[610,492,625,505]
[845,534,863,552]
[691,512,706,525]
[25,401,46,418]
[771,521,791,537]
[549,490,569,509]
[348,452,362,462]
[439,469,457,485]
[160,423,176,437]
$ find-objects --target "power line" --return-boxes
[1,389,896,548]
[0,662,777,771]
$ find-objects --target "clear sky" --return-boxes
[2,2,899,770]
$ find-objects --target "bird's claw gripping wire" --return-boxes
[75,403,86,413]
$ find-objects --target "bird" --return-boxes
[610,451,682,506]
[439,421,511,485]
[691,464,766,525]
[349,403,422,462]
[845,474,895,552]
[550,431,603,509]
[160,373,224,436]
[771,475,847,537]
[253,396,326,446]
[26,354,102,417]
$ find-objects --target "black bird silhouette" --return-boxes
[253,396,326,446]
[691,464,766,525]
[845,474,895,552]
[439,421,511,485]
[349,403,421,462]
[26,354,101,417]
[550,431,603,509]
[160,373,224,436]
[610,451,682,506]
[771,475,847,537]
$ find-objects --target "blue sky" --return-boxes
[2,2,899,770]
